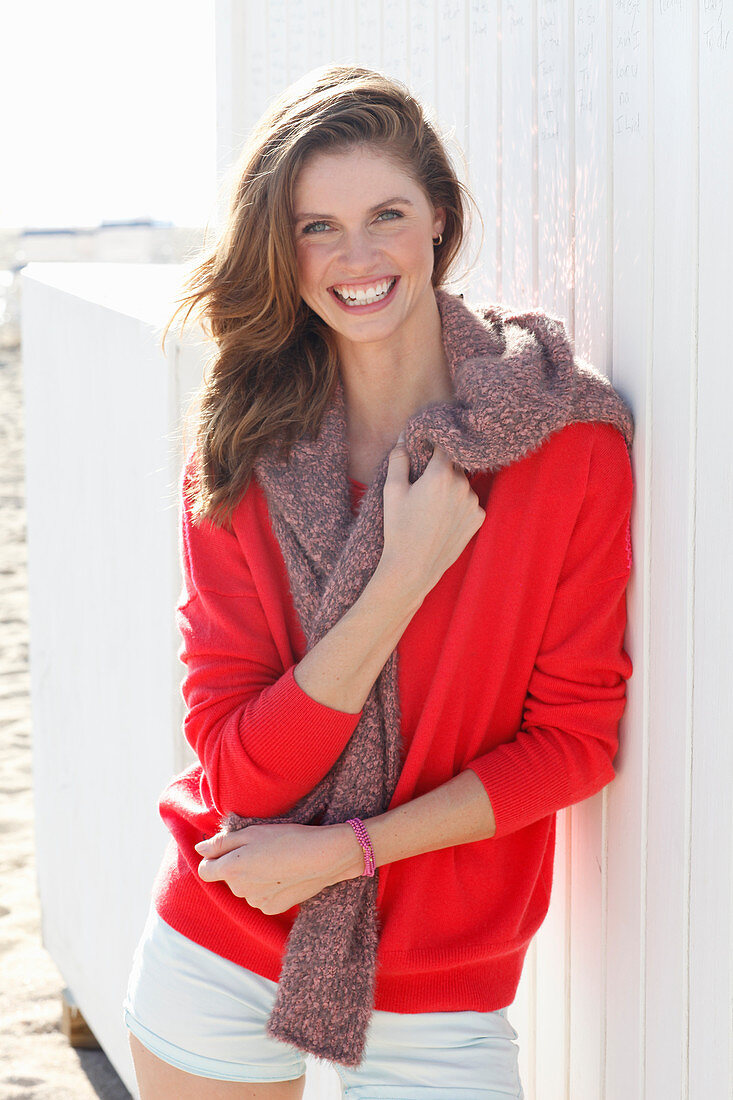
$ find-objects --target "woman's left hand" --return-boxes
[195,822,362,914]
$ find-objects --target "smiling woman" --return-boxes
[293,148,441,330]
[155,64,471,528]
[123,62,634,1100]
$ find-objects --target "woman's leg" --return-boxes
[123,907,309,1094]
[128,1030,306,1100]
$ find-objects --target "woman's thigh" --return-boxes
[123,903,523,1098]
[123,904,308,1087]
[128,1029,305,1099]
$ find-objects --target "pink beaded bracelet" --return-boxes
[346,818,376,877]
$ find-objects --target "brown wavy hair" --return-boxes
[162,63,478,530]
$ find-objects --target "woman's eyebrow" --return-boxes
[293,196,414,222]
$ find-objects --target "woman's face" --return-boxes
[292,145,445,347]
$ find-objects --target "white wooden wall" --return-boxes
[216,3,733,1098]
[20,263,205,1097]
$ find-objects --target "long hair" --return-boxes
[163,64,478,530]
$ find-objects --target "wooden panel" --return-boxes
[382,0,410,84]
[689,3,733,1096]
[567,4,608,1099]
[532,811,571,1100]
[500,0,535,305]
[536,0,572,319]
[20,264,208,1095]
[330,0,358,66]
[465,0,499,301]
[205,3,733,1096]
[266,0,289,100]
[605,1,651,1097]
[356,2,382,71]
[436,0,469,146]
[533,3,575,1098]
[573,0,611,365]
[306,0,338,70]
[408,0,438,107]
[644,7,698,1099]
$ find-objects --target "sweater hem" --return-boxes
[151,839,532,1015]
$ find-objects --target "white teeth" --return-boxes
[333,278,396,305]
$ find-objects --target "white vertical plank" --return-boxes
[573,0,610,365]
[436,0,471,289]
[408,0,438,115]
[499,3,540,1085]
[330,0,358,67]
[569,790,606,1100]
[465,0,499,302]
[21,264,207,1093]
[689,3,733,1097]
[644,7,698,1100]
[536,0,572,319]
[531,811,570,1100]
[500,0,535,305]
[308,0,339,69]
[266,0,289,100]
[284,0,310,82]
[206,4,733,1096]
[533,3,575,1098]
[514,935,538,1100]
[357,2,382,71]
[382,0,410,84]
[605,2,651,1099]
[567,6,613,1099]
[436,0,469,144]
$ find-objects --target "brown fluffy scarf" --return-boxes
[219,287,634,1066]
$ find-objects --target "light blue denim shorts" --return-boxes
[123,903,524,1099]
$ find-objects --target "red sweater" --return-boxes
[153,419,633,1014]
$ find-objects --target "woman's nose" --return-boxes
[338,230,380,266]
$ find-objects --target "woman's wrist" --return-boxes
[327,822,373,883]
[368,558,425,621]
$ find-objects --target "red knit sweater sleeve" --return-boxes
[464,422,634,839]
[175,455,363,819]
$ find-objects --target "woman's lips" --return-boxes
[329,276,399,313]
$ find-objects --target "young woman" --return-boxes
[123,65,634,1099]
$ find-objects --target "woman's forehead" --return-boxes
[296,146,412,188]
[293,148,421,211]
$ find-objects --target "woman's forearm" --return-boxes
[329,769,497,884]
[293,563,423,714]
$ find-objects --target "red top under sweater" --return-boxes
[153,419,633,1014]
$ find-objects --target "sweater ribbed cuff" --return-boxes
[250,664,364,799]
[464,750,615,841]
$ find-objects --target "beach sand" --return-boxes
[0,341,130,1099]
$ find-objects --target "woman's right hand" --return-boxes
[378,432,486,606]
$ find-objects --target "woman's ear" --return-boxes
[433,206,446,237]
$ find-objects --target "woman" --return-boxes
[123,64,634,1099]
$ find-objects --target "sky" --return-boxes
[1,1,217,229]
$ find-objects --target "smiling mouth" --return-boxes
[331,277,398,305]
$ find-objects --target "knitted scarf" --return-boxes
[219,287,634,1066]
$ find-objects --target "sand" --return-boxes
[0,340,131,1099]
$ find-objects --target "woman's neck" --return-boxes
[337,290,454,462]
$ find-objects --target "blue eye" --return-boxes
[302,220,329,235]
[377,208,404,222]
[301,208,404,235]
